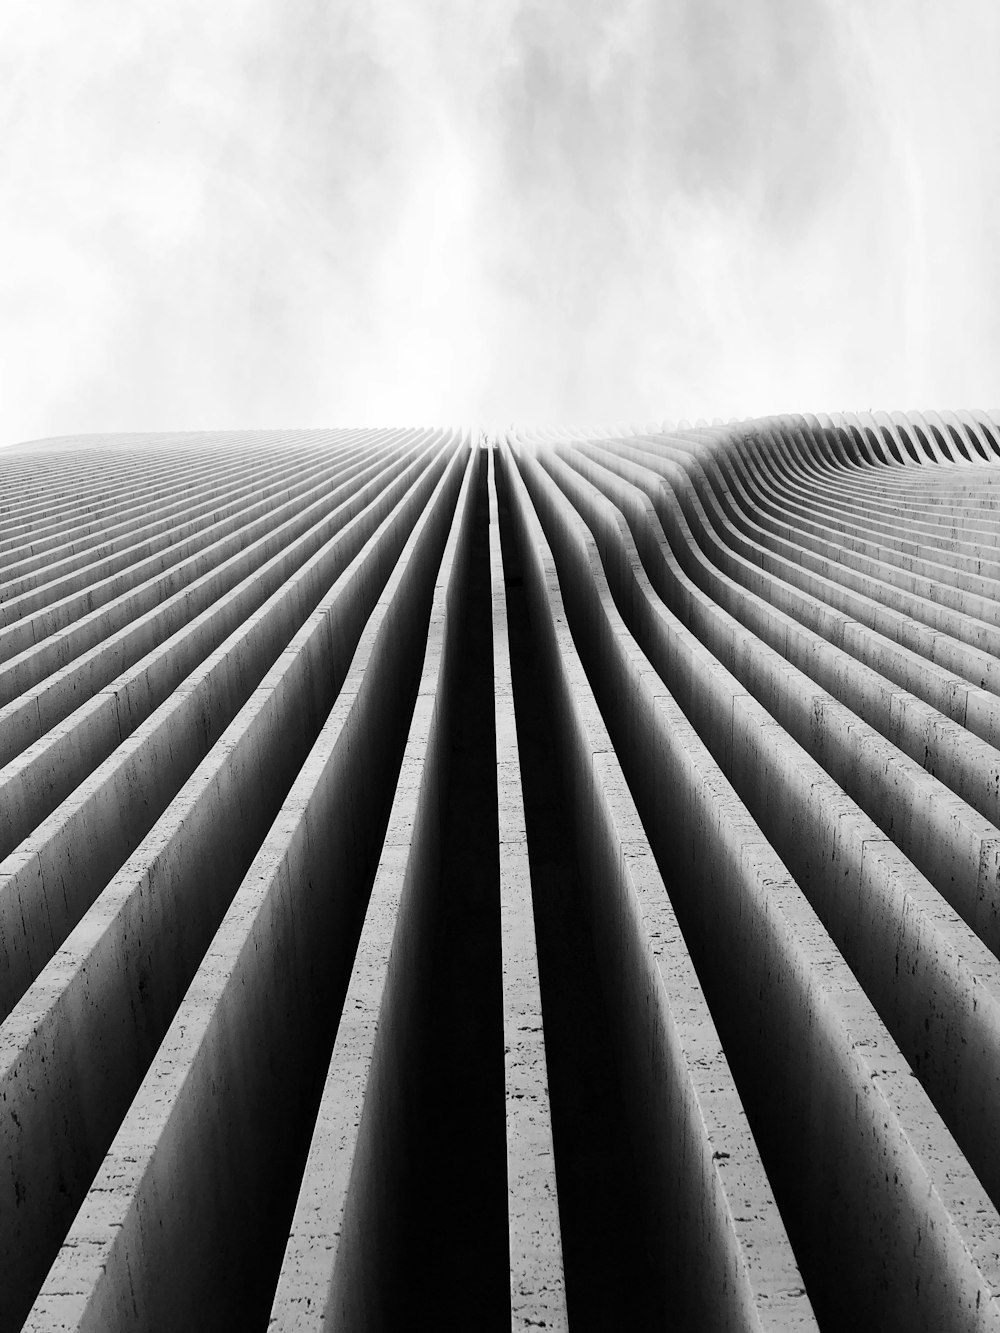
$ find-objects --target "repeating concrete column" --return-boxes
[0,416,999,1330]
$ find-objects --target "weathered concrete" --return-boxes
[599,432,1000,824]
[0,437,461,1330]
[556,440,1000,954]
[0,435,429,844]
[685,430,1000,694]
[512,435,1000,1330]
[2,415,1000,1329]
[0,433,404,675]
[0,435,418,771]
[0,439,332,591]
[0,434,351,575]
[0,434,453,1019]
[487,443,567,1332]
[533,441,1000,1219]
[266,444,482,1331]
[25,437,468,1331]
[721,425,1000,651]
[749,426,1000,578]
[502,440,816,1331]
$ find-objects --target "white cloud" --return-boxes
[1,0,999,444]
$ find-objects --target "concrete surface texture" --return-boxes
[2,414,1000,1330]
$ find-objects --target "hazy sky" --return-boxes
[2,0,999,444]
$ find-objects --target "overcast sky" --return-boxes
[1,0,998,445]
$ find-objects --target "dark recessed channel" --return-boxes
[496,465,666,1331]
[382,453,510,1330]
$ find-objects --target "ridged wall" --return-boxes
[3,413,1000,1331]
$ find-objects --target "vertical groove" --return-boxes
[0,416,998,1330]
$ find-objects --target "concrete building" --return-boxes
[2,413,1000,1330]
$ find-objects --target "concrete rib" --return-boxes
[0,433,365,591]
[267,443,480,1331]
[0,432,385,607]
[0,438,287,543]
[722,426,1000,616]
[753,424,1000,566]
[710,424,1000,689]
[0,434,404,661]
[25,436,468,1332]
[614,433,1000,787]
[512,435,1000,1331]
[502,438,816,1330]
[534,442,1000,1216]
[2,415,1000,1328]
[0,433,413,708]
[695,430,1000,662]
[488,443,567,1332]
[0,437,453,1018]
[0,437,435,853]
[0,435,461,1332]
[556,440,1000,959]
[773,418,1000,543]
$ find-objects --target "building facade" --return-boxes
[2,413,1000,1330]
